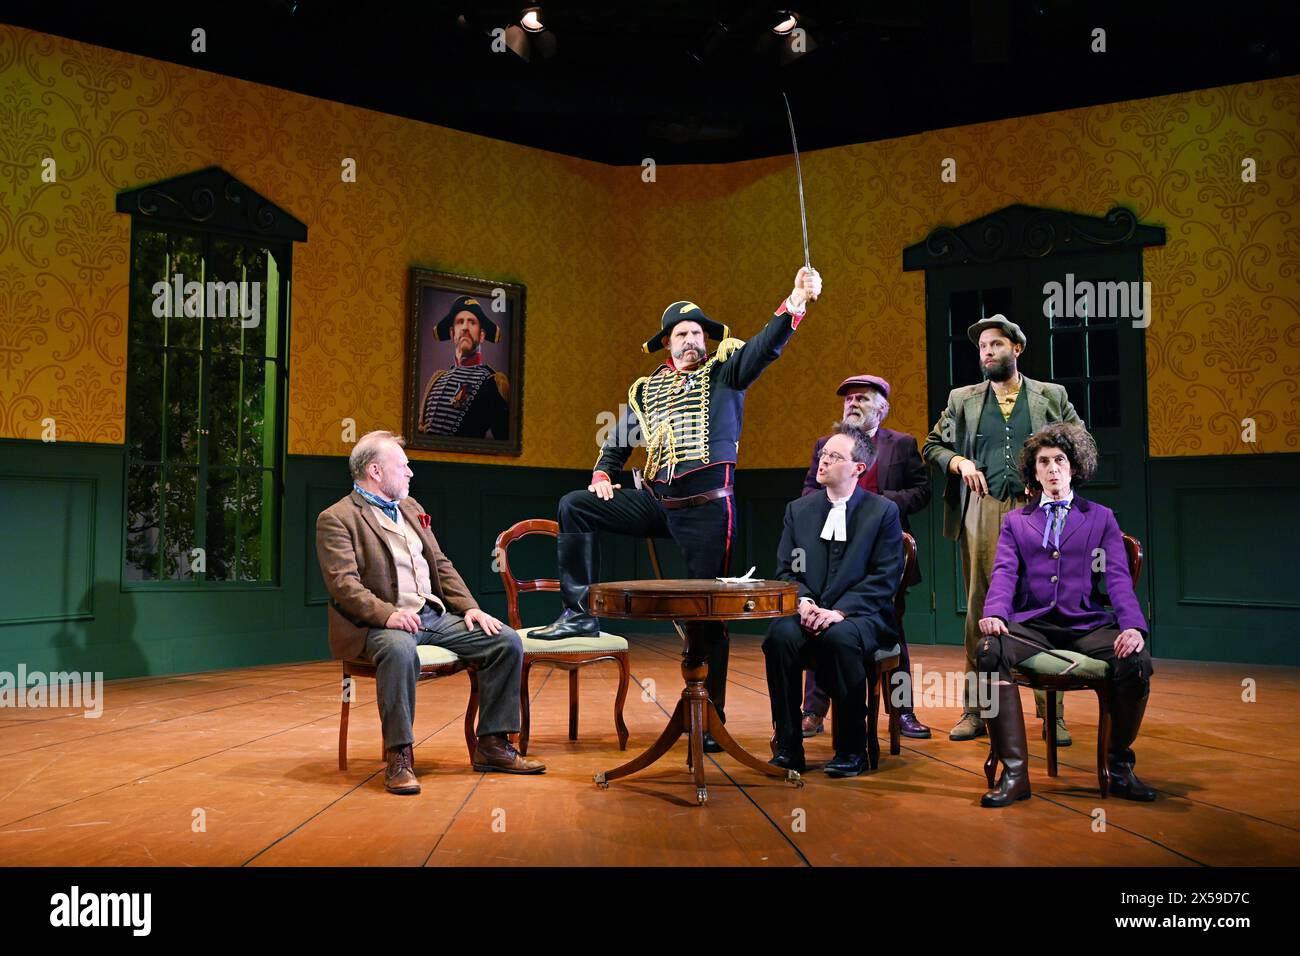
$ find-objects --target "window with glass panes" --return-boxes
[1046,281,1122,429]
[946,286,1013,384]
[123,226,287,584]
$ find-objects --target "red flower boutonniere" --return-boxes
[418,513,432,530]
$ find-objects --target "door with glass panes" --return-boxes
[919,253,1153,644]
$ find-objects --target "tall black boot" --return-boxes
[531,532,600,639]
[1108,687,1156,801]
[981,681,1031,808]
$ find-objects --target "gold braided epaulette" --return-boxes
[628,376,650,415]
[714,337,746,363]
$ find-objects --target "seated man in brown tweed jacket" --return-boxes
[315,430,544,794]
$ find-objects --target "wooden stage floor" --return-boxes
[1,636,1296,867]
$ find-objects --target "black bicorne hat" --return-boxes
[643,300,730,353]
[435,295,501,343]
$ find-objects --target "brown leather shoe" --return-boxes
[949,710,988,741]
[385,745,420,795]
[472,734,546,774]
[801,712,825,737]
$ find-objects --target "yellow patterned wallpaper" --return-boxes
[2,24,1297,464]
[0,25,627,468]
[627,77,1300,464]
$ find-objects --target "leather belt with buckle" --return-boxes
[636,472,734,510]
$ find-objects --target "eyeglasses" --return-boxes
[818,450,850,464]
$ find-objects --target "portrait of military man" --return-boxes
[405,271,525,455]
[418,294,510,440]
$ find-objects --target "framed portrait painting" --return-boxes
[404,268,525,455]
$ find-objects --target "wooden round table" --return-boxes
[588,578,804,805]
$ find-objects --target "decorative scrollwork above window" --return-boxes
[903,204,1164,270]
[116,167,307,243]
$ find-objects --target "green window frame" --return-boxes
[121,223,291,588]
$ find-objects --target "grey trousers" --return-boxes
[363,603,523,751]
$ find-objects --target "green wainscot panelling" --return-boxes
[1147,453,1300,666]
[0,474,97,625]
[4,439,1293,683]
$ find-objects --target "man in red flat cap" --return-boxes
[798,374,932,739]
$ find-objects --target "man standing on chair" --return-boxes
[764,423,904,777]
[316,430,544,795]
[923,316,1082,745]
[799,374,932,740]
[976,423,1154,807]
[530,265,823,754]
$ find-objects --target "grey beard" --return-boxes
[845,409,882,431]
[982,356,1016,382]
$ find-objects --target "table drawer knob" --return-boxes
[743,599,756,611]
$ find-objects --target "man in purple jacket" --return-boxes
[975,423,1154,807]
[799,374,932,739]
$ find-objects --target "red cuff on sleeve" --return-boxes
[776,298,805,329]
[592,471,611,485]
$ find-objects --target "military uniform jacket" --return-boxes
[595,308,798,483]
[420,364,510,440]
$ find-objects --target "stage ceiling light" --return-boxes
[504,21,557,62]
[520,7,545,33]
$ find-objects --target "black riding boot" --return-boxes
[1108,687,1157,801]
[981,681,1032,808]
[531,532,600,639]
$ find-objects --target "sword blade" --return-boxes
[782,91,811,270]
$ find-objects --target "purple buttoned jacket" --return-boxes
[983,495,1148,635]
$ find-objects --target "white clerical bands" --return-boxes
[820,498,848,541]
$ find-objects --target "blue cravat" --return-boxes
[354,483,399,523]
[1041,499,1070,550]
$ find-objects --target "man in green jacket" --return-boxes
[922,316,1082,743]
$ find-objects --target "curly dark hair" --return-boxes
[1018,423,1098,492]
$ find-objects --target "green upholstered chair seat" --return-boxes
[518,628,629,653]
[416,644,461,667]
[345,645,461,669]
[874,643,902,664]
[1014,649,1111,680]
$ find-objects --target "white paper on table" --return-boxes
[715,566,758,584]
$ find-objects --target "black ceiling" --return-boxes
[6,0,1300,165]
